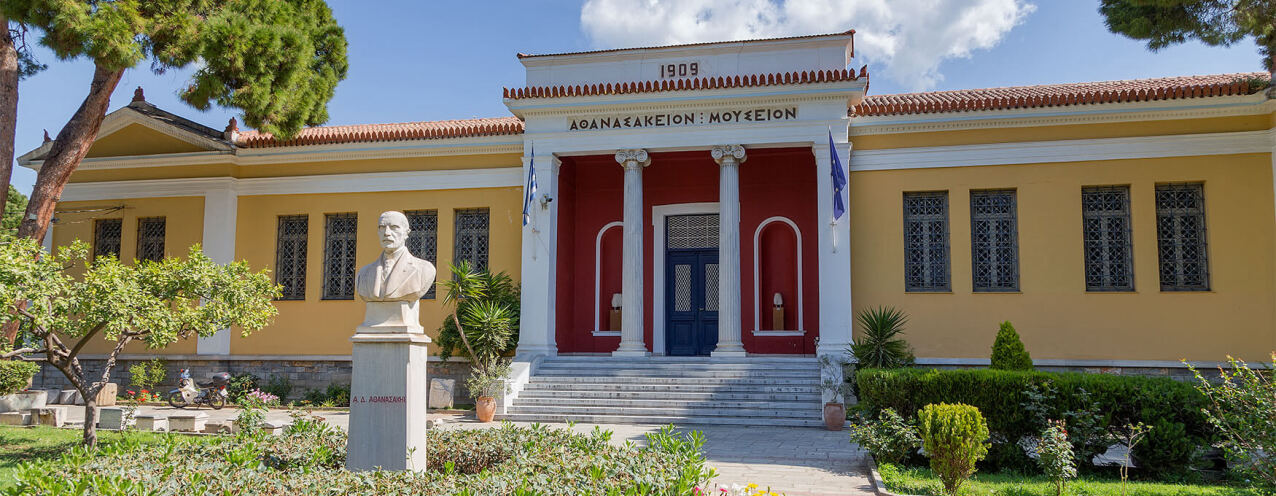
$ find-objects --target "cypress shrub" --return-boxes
[856,368,1209,475]
[990,321,1033,371]
[918,403,990,494]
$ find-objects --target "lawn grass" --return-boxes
[877,462,1263,496]
[0,426,192,489]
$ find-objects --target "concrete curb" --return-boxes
[865,456,922,496]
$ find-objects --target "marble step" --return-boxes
[528,376,819,386]
[497,412,827,428]
[533,368,818,379]
[506,404,819,419]
[513,397,819,410]
[516,389,821,402]
[541,357,819,365]
[521,382,819,394]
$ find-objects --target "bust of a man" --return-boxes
[357,211,437,303]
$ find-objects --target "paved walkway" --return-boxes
[61,406,873,496]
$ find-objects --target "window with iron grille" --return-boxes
[970,189,1019,292]
[275,215,309,300]
[903,191,950,292]
[322,213,358,300]
[454,208,490,272]
[136,217,166,262]
[1156,183,1209,291]
[405,209,438,298]
[93,218,122,260]
[1082,186,1134,291]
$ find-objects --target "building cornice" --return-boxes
[508,82,866,117]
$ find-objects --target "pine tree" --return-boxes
[990,321,1034,371]
[1099,1,1276,75]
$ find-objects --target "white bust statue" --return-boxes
[355,211,437,331]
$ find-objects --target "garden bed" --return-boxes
[5,415,714,494]
[875,462,1259,496]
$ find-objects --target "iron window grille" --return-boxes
[405,209,438,299]
[1156,183,1210,291]
[275,215,309,301]
[136,217,166,263]
[970,189,1019,292]
[453,208,490,272]
[667,214,720,250]
[902,192,950,292]
[1081,186,1134,291]
[322,213,358,300]
[93,218,122,261]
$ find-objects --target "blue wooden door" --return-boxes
[666,250,719,356]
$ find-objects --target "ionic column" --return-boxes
[711,145,747,357]
[614,149,651,357]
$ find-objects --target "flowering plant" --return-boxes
[245,389,280,406]
[694,483,785,496]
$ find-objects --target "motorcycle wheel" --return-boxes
[167,391,186,409]
[209,394,226,410]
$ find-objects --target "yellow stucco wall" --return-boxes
[848,152,1276,363]
[85,124,209,158]
[50,196,206,355]
[231,188,524,356]
[68,153,520,183]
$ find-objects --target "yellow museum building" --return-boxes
[20,31,1276,424]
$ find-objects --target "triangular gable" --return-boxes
[86,122,211,158]
[18,101,232,165]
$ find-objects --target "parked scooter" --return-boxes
[167,369,230,410]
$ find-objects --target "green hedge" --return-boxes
[0,360,39,396]
[856,368,1209,476]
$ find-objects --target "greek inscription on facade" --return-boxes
[352,395,407,404]
[567,107,797,131]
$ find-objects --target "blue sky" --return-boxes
[6,0,1263,195]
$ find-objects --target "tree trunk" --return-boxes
[82,395,99,447]
[16,63,123,241]
[0,14,18,218]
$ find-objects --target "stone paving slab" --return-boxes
[63,406,873,495]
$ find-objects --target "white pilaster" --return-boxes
[516,152,559,357]
[711,145,747,357]
[813,134,854,358]
[197,182,237,355]
[614,149,651,357]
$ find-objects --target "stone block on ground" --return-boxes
[98,407,130,430]
[261,421,283,435]
[56,390,76,405]
[135,415,167,432]
[428,378,455,409]
[169,412,208,433]
[95,384,117,407]
[0,412,28,426]
[0,390,48,412]
[31,406,67,427]
[203,421,230,434]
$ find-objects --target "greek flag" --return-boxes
[522,146,538,226]
[829,130,847,221]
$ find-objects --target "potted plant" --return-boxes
[466,358,510,422]
[819,354,853,431]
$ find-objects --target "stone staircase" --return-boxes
[499,356,825,427]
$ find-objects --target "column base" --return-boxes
[612,349,651,357]
[710,349,747,358]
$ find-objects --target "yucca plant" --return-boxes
[850,306,915,369]
[437,261,521,379]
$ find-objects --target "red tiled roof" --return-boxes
[504,67,868,100]
[854,72,1270,117]
[517,30,855,59]
[236,117,524,148]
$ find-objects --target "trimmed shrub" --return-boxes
[0,360,39,395]
[917,403,990,494]
[856,367,1209,474]
[849,408,921,465]
[990,321,1033,371]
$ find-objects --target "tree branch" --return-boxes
[68,321,107,359]
[0,347,41,359]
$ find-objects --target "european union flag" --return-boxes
[829,131,847,221]
[522,146,538,227]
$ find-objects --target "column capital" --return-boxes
[711,145,747,166]
[615,149,651,169]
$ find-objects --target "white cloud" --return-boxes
[579,0,1035,91]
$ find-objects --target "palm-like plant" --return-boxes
[438,261,520,380]
[850,306,915,369]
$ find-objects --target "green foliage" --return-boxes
[0,0,349,139]
[876,461,1261,496]
[1189,355,1276,489]
[227,372,260,404]
[301,382,349,407]
[1099,0,1276,73]
[1135,417,1197,480]
[851,306,915,369]
[1,186,26,236]
[990,321,1033,371]
[1036,420,1077,496]
[1022,382,1107,469]
[856,367,1209,474]
[465,359,511,399]
[849,408,921,465]
[127,359,166,392]
[917,403,990,494]
[436,261,520,364]
[261,375,292,401]
[0,360,38,395]
[5,420,715,494]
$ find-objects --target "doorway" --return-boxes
[665,214,720,356]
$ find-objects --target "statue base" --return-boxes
[358,300,422,332]
[346,331,431,471]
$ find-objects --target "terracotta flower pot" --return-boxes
[476,396,496,422]
[823,402,845,431]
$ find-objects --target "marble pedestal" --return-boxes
[346,311,431,472]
